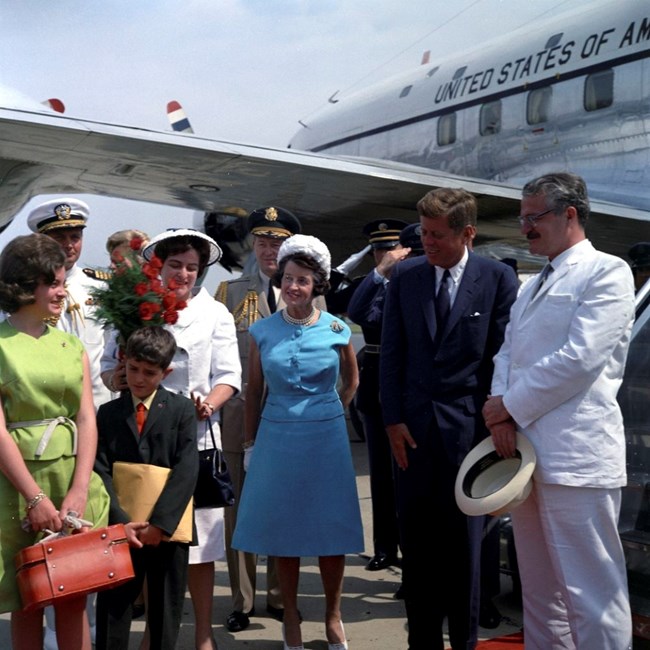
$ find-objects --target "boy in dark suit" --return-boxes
[94,326,199,650]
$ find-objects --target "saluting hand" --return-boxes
[377,247,411,280]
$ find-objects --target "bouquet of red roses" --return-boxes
[91,238,187,347]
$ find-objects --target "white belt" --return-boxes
[8,417,78,457]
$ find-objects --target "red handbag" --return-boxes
[14,523,135,611]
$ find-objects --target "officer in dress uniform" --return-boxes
[27,199,112,408]
[347,219,410,577]
[215,206,327,632]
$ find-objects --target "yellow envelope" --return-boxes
[112,462,193,543]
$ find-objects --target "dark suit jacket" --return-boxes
[380,253,518,465]
[95,387,199,538]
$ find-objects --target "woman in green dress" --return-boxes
[0,234,111,649]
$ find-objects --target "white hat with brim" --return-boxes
[142,229,222,265]
[455,432,536,517]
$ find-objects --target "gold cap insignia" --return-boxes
[54,204,72,220]
[378,222,388,230]
[265,207,278,222]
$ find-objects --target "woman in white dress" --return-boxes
[103,229,241,650]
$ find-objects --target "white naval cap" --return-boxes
[27,198,89,234]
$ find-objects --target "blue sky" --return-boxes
[0,0,601,285]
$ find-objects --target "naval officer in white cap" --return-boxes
[27,198,112,408]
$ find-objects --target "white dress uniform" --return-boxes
[58,263,113,407]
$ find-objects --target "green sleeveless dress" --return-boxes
[0,321,110,612]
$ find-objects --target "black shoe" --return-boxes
[267,604,303,623]
[266,604,284,621]
[132,602,146,619]
[226,608,254,632]
[479,601,502,629]
[365,552,398,571]
[393,585,405,600]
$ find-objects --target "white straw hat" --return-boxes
[142,228,222,265]
[455,432,536,517]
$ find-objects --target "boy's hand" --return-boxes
[139,523,164,547]
[125,521,149,548]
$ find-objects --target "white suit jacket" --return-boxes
[491,240,635,488]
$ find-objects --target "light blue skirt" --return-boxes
[233,408,363,557]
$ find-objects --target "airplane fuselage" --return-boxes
[290,0,650,211]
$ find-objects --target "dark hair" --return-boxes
[154,235,211,277]
[417,187,477,233]
[522,172,590,227]
[272,253,330,296]
[0,234,65,313]
[125,326,177,370]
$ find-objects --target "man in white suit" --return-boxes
[483,172,634,650]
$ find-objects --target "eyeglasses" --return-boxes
[517,209,553,227]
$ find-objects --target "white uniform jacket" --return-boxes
[491,240,635,488]
[60,264,112,407]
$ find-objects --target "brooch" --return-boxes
[330,320,344,333]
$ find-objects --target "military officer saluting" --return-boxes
[27,198,112,407]
[347,219,409,577]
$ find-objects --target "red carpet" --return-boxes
[475,632,524,648]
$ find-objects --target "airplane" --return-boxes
[0,1,649,274]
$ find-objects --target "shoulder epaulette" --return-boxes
[82,267,112,281]
[215,281,228,305]
[232,290,262,327]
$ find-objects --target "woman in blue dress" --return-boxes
[233,234,362,650]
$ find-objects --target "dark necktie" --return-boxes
[533,263,553,298]
[136,402,147,434]
[267,283,277,313]
[435,269,451,328]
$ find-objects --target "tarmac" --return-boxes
[0,424,524,649]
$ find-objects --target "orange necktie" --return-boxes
[136,402,147,434]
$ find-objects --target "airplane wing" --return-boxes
[0,104,647,269]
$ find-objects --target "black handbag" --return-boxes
[194,419,235,509]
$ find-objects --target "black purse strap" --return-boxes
[207,417,218,449]
[206,418,226,472]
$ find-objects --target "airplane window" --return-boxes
[480,100,501,136]
[584,69,614,112]
[437,113,456,146]
[427,66,439,78]
[545,33,563,49]
[527,87,552,125]
[399,85,413,98]
[453,66,467,80]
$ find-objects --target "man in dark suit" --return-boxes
[380,188,518,650]
[94,327,198,650]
